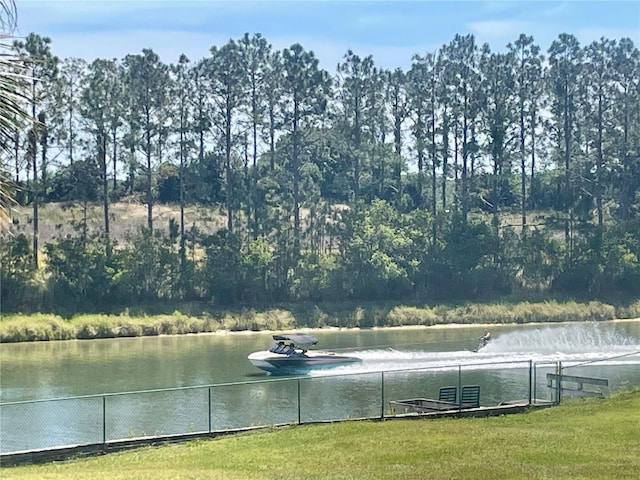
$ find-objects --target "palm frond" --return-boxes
[0,0,16,33]
[0,31,32,233]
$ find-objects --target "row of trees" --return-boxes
[1,29,639,311]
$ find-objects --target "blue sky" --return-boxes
[15,0,640,70]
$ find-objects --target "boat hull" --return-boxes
[248,350,362,375]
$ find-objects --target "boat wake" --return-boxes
[308,323,640,377]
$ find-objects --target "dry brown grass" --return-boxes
[9,199,349,247]
[10,201,228,245]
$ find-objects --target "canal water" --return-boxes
[1,321,639,453]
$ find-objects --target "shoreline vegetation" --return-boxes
[1,299,640,343]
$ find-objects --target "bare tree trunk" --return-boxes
[292,98,300,258]
[146,126,153,231]
[252,110,259,239]
[179,113,186,253]
[31,129,38,268]
[99,133,111,256]
[441,108,449,210]
[596,91,604,228]
[461,98,469,223]
[14,130,20,183]
[30,83,39,268]
[225,101,233,232]
[520,99,527,233]
[269,102,276,171]
[430,99,437,246]
[112,127,118,192]
[68,96,74,164]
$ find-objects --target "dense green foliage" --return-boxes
[1,31,639,313]
[5,390,640,479]
[2,206,639,313]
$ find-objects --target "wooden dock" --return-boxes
[389,399,555,419]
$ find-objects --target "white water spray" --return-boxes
[486,323,637,354]
[308,323,640,377]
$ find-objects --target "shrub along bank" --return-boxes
[1,299,639,343]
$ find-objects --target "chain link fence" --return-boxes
[2,353,638,456]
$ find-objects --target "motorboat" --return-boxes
[248,333,362,375]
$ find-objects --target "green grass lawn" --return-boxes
[3,390,639,480]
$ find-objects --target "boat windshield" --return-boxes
[272,334,317,351]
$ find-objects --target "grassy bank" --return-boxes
[4,389,639,480]
[2,299,639,343]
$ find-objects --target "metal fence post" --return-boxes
[533,361,537,404]
[297,378,301,425]
[557,361,563,404]
[380,371,385,419]
[208,387,212,433]
[102,396,106,447]
[528,360,533,406]
[457,365,462,411]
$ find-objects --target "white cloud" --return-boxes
[542,1,570,18]
[468,20,535,39]
[20,0,137,17]
[16,0,273,39]
[355,12,414,29]
[18,1,423,69]
[480,1,522,13]
[16,0,638,72]
[35,27,429,72]
[272,33,435,71]
[465,18,638,52]
[33,29,221,64]
[467,20,538,49]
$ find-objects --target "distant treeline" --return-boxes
[1,31,639,312]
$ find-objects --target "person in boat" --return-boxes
[271,341,285,353]
[284,343,296,355]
